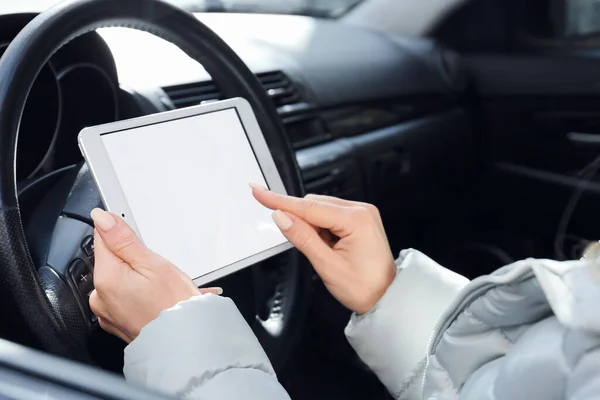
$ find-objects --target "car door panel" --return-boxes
[466,55,600,261]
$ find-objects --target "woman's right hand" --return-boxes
[252,185,396,315]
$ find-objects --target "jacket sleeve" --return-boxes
[345,249,469,400]
[566,346,600,400]
[123,294,291,400]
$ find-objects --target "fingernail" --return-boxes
[250,183,267,192]
[272,210,293,231]
[91,208,116,231]
[200,287,224,295]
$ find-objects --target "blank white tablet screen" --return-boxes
[101,108,287,280]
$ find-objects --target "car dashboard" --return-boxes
[105,13,471,219]
[5,10,474,258]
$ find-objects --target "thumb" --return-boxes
[90,208,152,267]
[272,210,339,266]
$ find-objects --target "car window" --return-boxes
[168,0,363,17]
[523,0,600,40]
[564,0,600,36]
[3,0,363,18]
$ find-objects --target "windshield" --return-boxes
[8,0,362,18]
[168,0,362,17]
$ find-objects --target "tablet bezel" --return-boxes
[78,97,293,286]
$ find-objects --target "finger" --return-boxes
[199,287,224,295]
[303,194,357,207]
[303,196,384,244]
[304,194,381,218]
[88,289,104,317]
[91,208,153,269]
[90,289,133,343]
[97,317,132,343]
[271,210,342,267]
[252,186,350,235]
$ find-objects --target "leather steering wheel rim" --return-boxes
[0,0,307,368]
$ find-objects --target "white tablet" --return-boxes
[78,98,292,286]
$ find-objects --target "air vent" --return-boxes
[256,71,302,109]
[162,81,221,109]
[162,71,306,113]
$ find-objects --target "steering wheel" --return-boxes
[0,0,309,370]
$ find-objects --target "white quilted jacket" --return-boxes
[123,249,600,400]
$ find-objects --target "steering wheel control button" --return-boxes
[69,259,94,305]
[81,236,94,257]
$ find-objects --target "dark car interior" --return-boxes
[0,0,598,398]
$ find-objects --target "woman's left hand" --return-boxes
[252,187,396,315]
[89,208,221,343]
